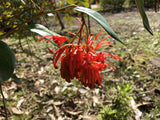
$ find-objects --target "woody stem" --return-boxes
[71,14,84,44]
[81,14,89,45]
[0,82,8,120]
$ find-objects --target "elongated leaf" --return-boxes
[135,0,153,35]
[26,24,60,46]
[74,6,125,45]
[0,41,15,81]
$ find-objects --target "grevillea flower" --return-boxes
[39,19,122,89]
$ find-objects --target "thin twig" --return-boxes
[87,0,91,34]
[0,4,77,39]
[0,82,8,120]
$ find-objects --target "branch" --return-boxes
[0,4,77,39]
[0,82,8,120]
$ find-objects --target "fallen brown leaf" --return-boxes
[11,107,23,115]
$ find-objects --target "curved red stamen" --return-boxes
[47,37,54,43]
[98,41,111,46]
[105,64,118,73]
[68,32,80,40]
[53,47,66,69]
[38,35,53,41]
[96,35,110,46]
[48,48,55,54]
[76,17,82,25]
[95,44,112,50]
[104,53,122,60]
[93,29,104,42]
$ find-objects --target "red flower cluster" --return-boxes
[39,19,121,89]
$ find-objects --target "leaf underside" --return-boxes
[0,41,15,81]
[26,24,61,46]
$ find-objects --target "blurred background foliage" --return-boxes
[99,0,126,12]
[99,0,156,12]
[0,0,51,38]
[0,0,156,39]
[0,0,90,39]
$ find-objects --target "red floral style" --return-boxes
[38,35,70,46]
[60,47,84,82]
[78,52,103,89]
[39,19,122,89]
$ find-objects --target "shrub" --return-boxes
[100,0,125,12]
[99,82,134,120]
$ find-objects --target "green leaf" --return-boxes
[66,0,77,5]
[66,0,89,7]
[74,6,125,45]
[0,41,15,81]
[26,24,60,46]
[135,0,153,35]
[80,0,89,7]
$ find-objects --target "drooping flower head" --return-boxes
[38,18,122,89]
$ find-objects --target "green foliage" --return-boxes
[0,0,90,39]
[27,24,60,36]
[99,82,134,120]
[74,6,125,45]
[99,0,125,11]
[66,0,90,7]
[26,24,60,46]
[0,0,157,119]
[135,0,153,35]
[99,0,152,35]
[123,0,136,7]
[124,0,154,8]
[0,40,15,81]
[128,0,136,6]
[0,0,53,38]
[28,7,125,45]
[144,0,154,8]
